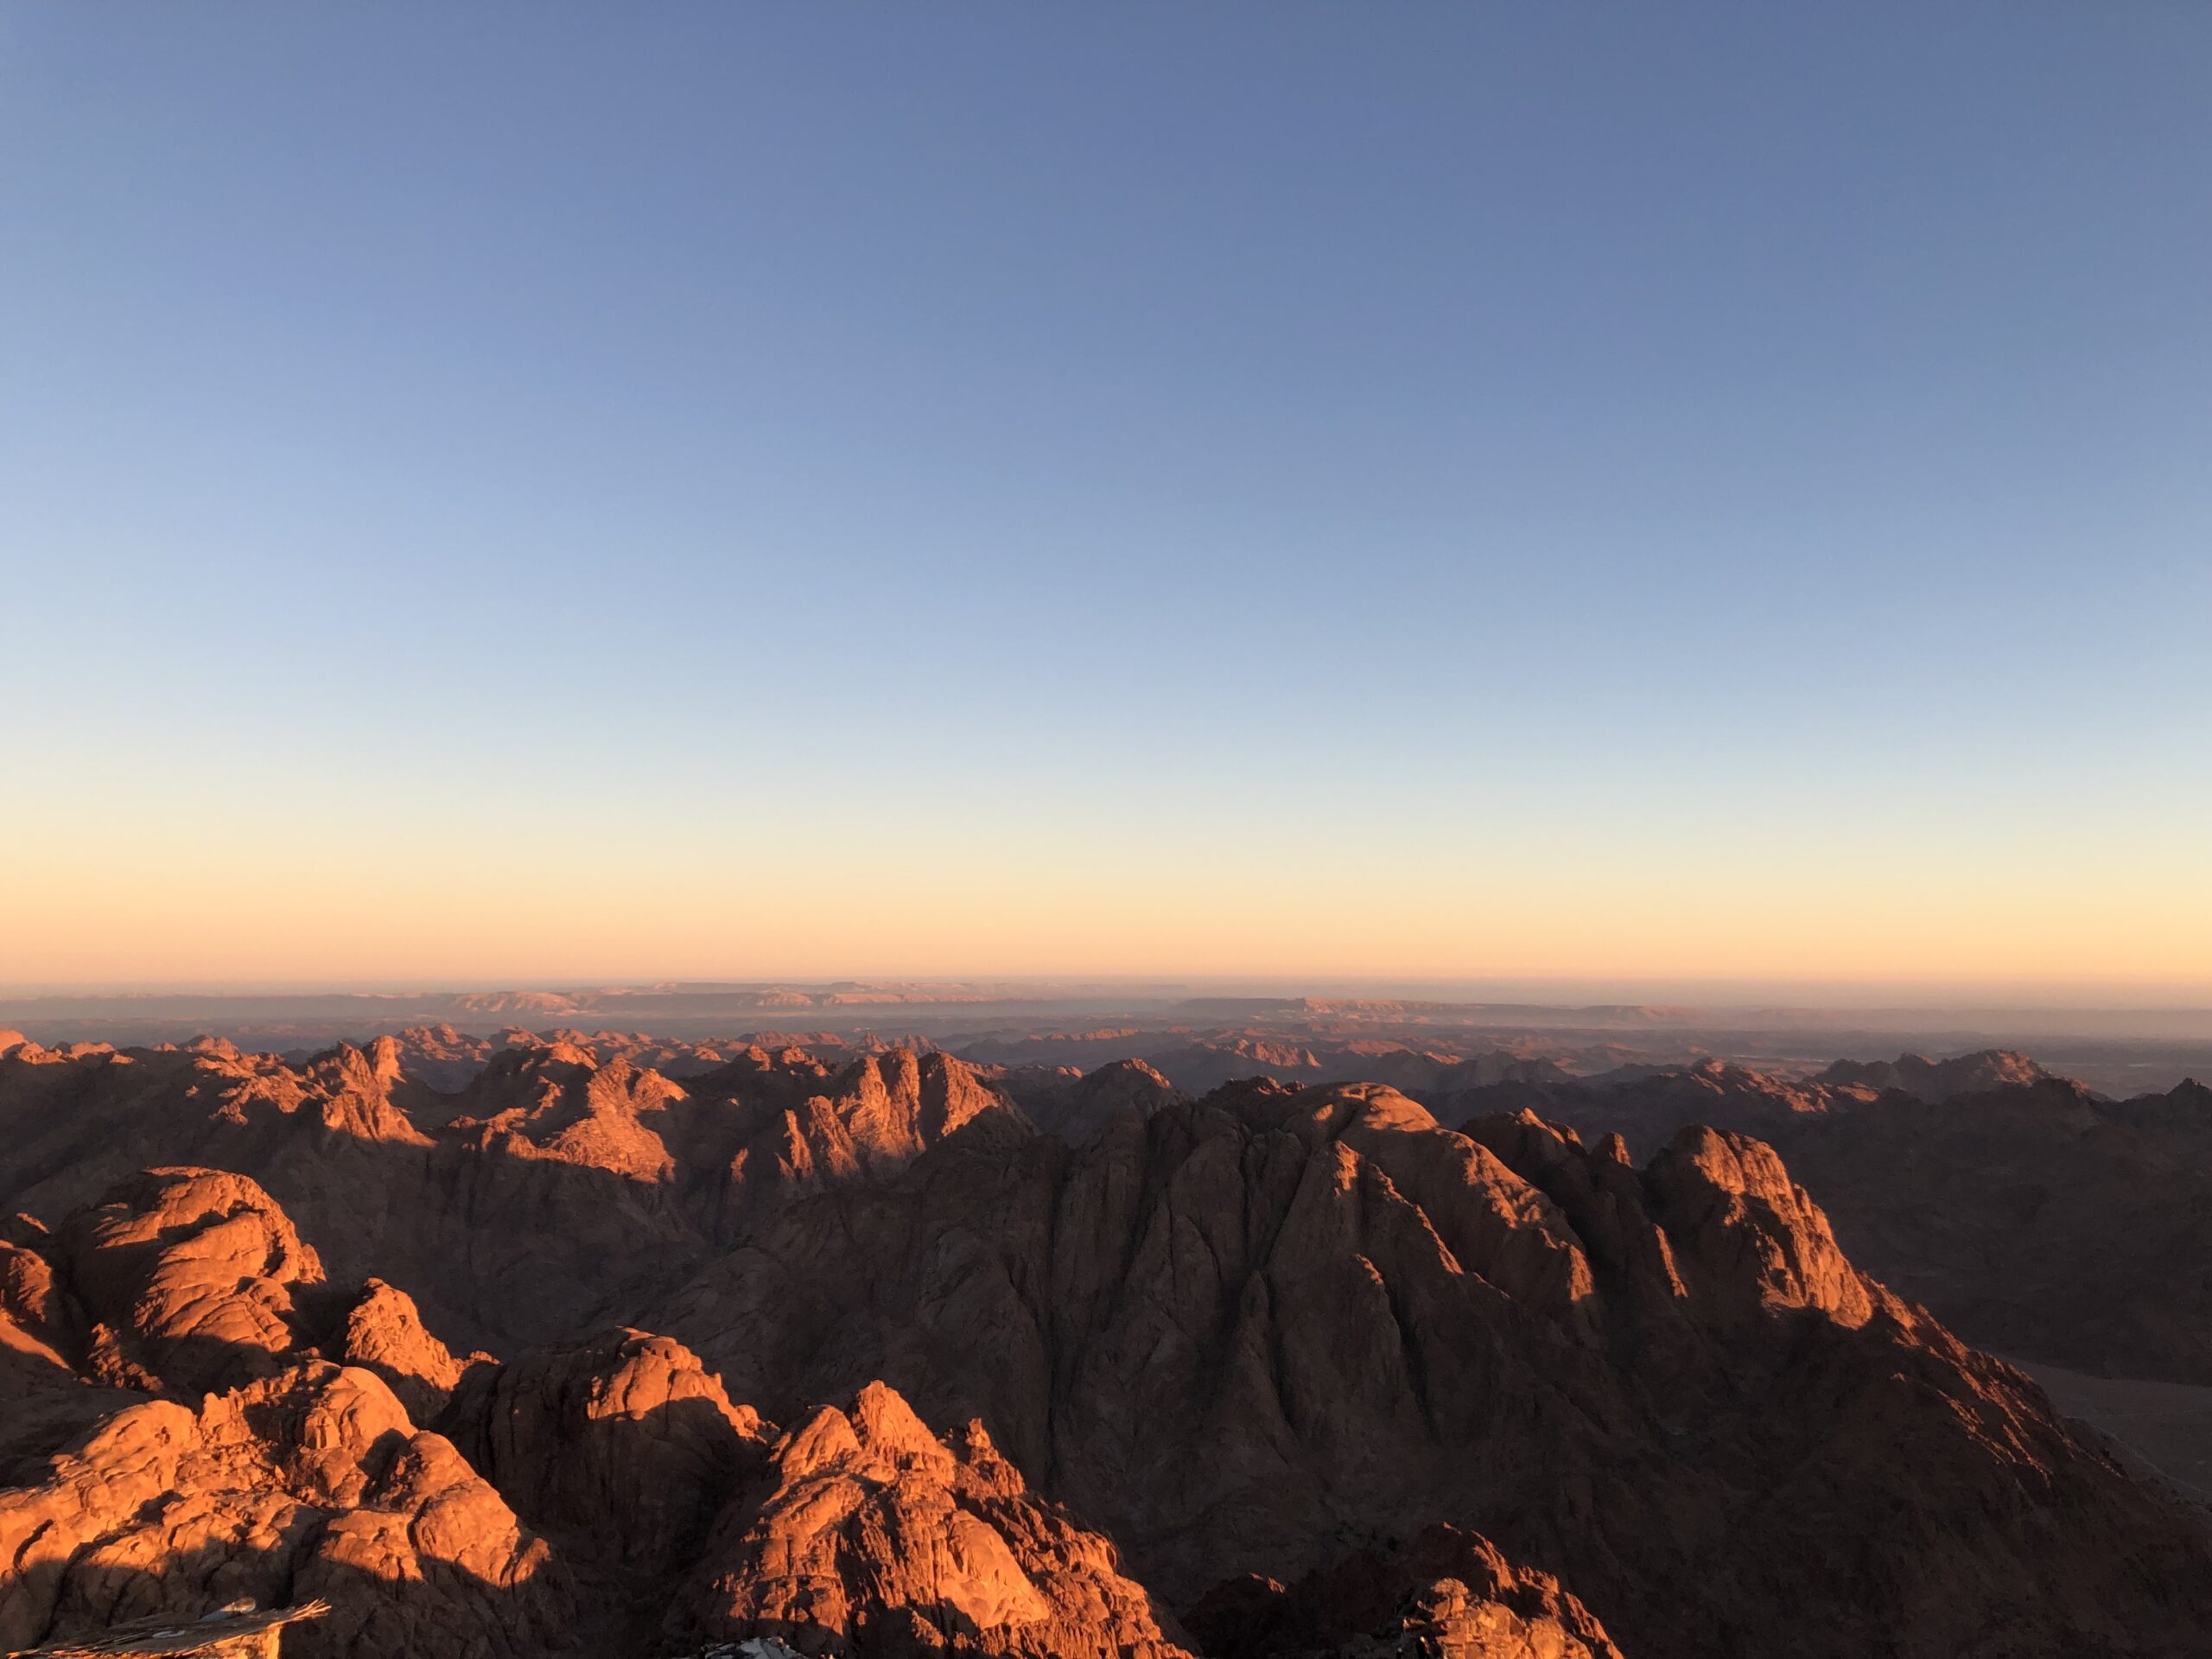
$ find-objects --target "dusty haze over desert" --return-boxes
[3,6,2209,1659]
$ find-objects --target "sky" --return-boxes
[2,3,2208,996]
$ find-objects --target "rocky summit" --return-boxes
[1,1032,2208,1657]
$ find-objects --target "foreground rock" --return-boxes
[0,1362,575,1657]
[56,1168,332,1396]
[9,1600,330,1657]
[7,1039,2212,1657]
[1185,1523,1620,1659]
[673,1381,1192,1658]
[443,1327,772,1583]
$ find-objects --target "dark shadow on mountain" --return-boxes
[22,1542,581,1659]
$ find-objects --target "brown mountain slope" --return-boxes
[654,1080,2212,1659]
[1758,1074,2212,1384]
[1452,1061,2212,1384]
[0,1038,1020,1355]
[1817,1048,2053,1101]
[4,1041,2212,1656]
[0,1175,1227,1658]
[988,1058,1182,1146]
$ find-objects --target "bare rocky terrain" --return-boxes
[3,1020,2209,1656]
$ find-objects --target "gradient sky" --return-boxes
[3,3,2208,995]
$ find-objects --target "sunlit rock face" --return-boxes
[673,1380,1193,1658]
[1185,1522,1624,1659]
[56,1168,329,1397]
[1,1043,2211,1658]
[334,1277,467,1422]
[0,1362,574,1658]
[1456,1057,2212,1385]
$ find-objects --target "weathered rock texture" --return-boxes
[10,1599,329,1656]
[334,1277,467,1422]
[443,1327,770,1580]
[56,1169,330,1397]
[655,1082,2212,1658]
[0,1362,574,1657]
[3,1036,2212,1659]
[674,1380,1191,1658]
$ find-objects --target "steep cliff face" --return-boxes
[441,1327,772,1583]
[335,1278,469,1421]
[2,1217,80,1389]
[1462,1059,2212,1383]
[1750,1074,2212,1383]
[656,1084,2212,1659]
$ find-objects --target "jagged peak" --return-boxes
[1644,1125,1877,1328]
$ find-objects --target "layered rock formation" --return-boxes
[3,1033,2211,1657]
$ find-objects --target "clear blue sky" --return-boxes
[2,3,2208,989]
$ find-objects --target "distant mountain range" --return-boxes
[3,982,2209,1094]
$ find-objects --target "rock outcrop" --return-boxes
[334,1278,468,1421]
[1449,1058,2212,1384]
[0,1362,575,1657]
[7,1035,2212,1658]
[673,1381,1191,1658]
[994,1058,1181,1147]
[0,1039,1020,1356]
[442,1328,771,1582]
[1185,1523,1620,1659]
[1744,1073,2212,1383]
[57,1169,330,1396]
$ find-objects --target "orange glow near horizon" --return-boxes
[6,5,2209,1012]
[7,794,2208,999]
